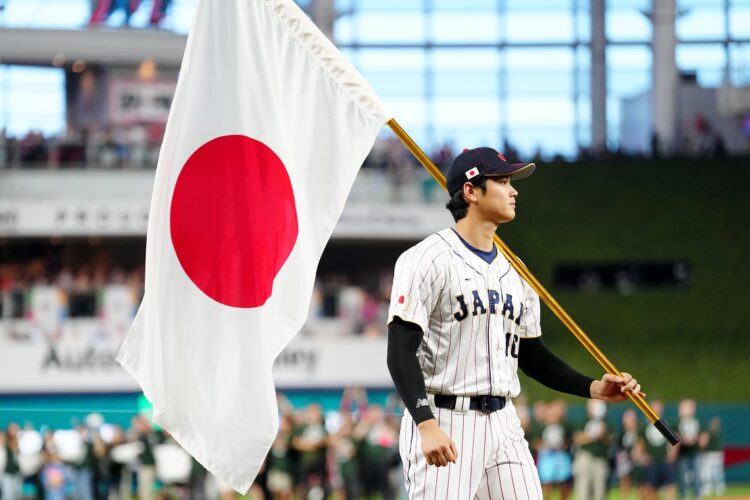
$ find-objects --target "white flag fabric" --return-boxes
[116,0,390,492]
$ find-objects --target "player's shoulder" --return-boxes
[504,257,539,294]
[397,228,455,263]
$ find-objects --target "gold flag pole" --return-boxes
[386,118,680,445]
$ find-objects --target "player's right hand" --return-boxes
[417,419,458,467]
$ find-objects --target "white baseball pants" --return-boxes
[399,400,542,499]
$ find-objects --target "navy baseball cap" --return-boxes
[445,147,535,196]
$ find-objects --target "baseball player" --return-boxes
[386,147,643,499]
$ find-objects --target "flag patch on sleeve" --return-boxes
[394,294,411,315]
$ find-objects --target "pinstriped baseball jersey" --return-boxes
[388,228,541,398]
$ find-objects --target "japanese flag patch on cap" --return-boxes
[465,167,480,180]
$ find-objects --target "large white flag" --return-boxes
[116,0,390,492]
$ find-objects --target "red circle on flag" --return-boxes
[170,135,298,308]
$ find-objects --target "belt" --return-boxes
[433,394,506,414]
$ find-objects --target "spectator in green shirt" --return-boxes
[2,423,22,500]
[614,408,640,499]
[573,399,611,500]
[291,403,329,499]
[676,399,702,499]
[353,405,398,500]
[639,399,677,500]
[133,415,162,500]
[330,413,359,500]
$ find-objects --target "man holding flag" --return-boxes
[116,0,656,497]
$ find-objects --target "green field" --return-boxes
[537,485,750,499]
[611,484,748,499]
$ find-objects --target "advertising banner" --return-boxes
[0,320,390,393]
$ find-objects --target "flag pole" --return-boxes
[386,118,680,445]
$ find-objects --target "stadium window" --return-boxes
[606,45,652,150]
[353,12,427,43]
[0,0,88,29]
[605,6,651,43]
[729,43,750,87]
[676,44,727,87]
[431,12,501,44]
[357,0,424,11]
[729,4,750,39]
[503,10,575,44]
[333,12,354,45]
[677,5,726,41]
[355,49,426,96]
[0,65,65,138]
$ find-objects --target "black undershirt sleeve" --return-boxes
[518,336,595,398]
[387,317,435,425]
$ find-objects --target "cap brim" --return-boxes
[509,162,535,180]
[486,162,536,181]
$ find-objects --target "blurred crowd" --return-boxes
[1,117,740,174]
[521,398,725,500]
[0,259,396,339]
[0,393,726,500]
[0,260,143,326]
[0,413,224,500]
[304,273,392,338]
[0,129,445,173]
[0,388,404,500]
[260,390,403,500]
[0,126,164,170]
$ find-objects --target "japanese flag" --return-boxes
[465,167,479,179]
[116,0,390,492]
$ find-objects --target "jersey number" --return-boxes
[505,332,519,358]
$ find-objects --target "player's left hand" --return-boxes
[590,372,644,402]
